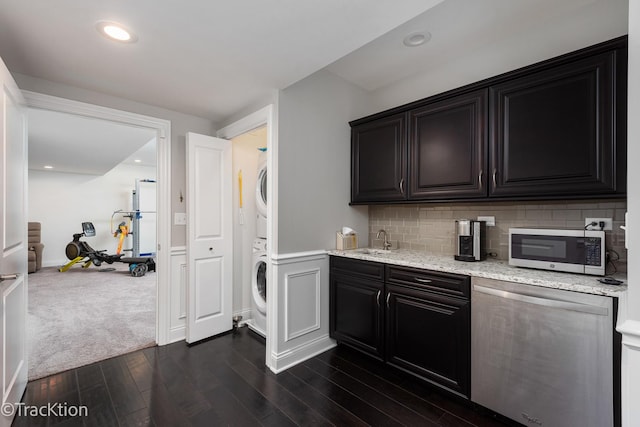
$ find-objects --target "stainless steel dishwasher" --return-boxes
[471,277,614,427]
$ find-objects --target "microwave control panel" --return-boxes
[584,237,602,266]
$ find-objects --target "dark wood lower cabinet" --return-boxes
[330,273,384,360]
[330,256,471,398]
[386,284,470,398]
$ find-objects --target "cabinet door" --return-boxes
[330,273,385,360]
[409,89,487,200]
[386,285,470,397]
[351,113,407,203]
[490,50,623,198]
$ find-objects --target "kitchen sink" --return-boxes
[353,248,392,255]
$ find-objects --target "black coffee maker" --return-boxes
[454,219,486,262]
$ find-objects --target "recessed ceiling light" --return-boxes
[96,21,138,43]
[44,165,53,169]
[403,31,431,47]
[134,159,142,163]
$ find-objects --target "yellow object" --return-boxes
[58,256,85,272]
[115,224,129,255]
[238,169,243,208]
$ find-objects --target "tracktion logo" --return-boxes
[522,412,543,425]
[2,402,88,418]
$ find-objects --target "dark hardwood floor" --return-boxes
[13,327,514,427]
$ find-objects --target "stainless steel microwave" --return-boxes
[509,228,605,276]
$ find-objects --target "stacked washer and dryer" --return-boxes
[249,150,268,337]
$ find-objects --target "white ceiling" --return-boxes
[28,108,156,175]
[1,0,629,169]
[327,0,628,93]
[0,0,443,123]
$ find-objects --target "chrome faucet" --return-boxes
[376,229,392,250]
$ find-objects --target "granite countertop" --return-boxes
[329,248,627,297]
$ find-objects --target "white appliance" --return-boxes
[249,237,267,336]
[256,152,267,238]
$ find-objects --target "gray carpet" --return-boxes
[28,264,156,380]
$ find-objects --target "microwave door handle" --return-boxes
[473,285,608,316]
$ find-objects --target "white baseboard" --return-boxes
[269,334,336,374]
[43,259,71,269]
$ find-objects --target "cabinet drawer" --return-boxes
[386,265,470,299]
[330,256,385,281]
[329,256,384,281]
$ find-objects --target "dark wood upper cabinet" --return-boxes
[349,36,626,204]
[489,50,625,198]
[409,89,487,199]
[351,113,407,203]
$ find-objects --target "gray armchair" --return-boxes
[28,222,44,273]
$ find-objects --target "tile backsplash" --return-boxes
[369,199,627,269]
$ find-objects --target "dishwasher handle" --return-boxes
[473,284,609,316]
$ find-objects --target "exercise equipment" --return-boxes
[59,222,155,277]
[111,178,157,257]
[113,221,129,255]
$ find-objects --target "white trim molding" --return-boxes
[269,250,335,373]
[284,268,321,341]
[23,90,173,346]
[618,320,640,350]
[272,250,328,264]
[169,246,187,343]
[213,103,282,371]
[269,333,335,374]
[22,91,169,138]
[216,105,273,141]
[618,319,640,427]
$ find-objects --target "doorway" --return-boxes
[23,91,172,378]
[230,126,267,335]
[216,104,276,369]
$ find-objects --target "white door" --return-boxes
[0,57,28,426]
[186,133,232,343]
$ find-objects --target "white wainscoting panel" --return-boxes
[169,247,187,343]
[270,251,335,373]
[284,268,321,341]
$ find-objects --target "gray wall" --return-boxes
[276,69,370,254]
[14,73,216,247]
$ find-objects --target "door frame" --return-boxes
[217,104,277,370]
[22,90,173,345]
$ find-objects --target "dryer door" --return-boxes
[256,163,267,218]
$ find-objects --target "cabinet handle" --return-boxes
[376,290,381,307]
[415,277,432,284]
[0,273,18,281]
[492,168,497,188]
[478,170,483,190]
[386,292,391,308]
[399,178,405,194]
